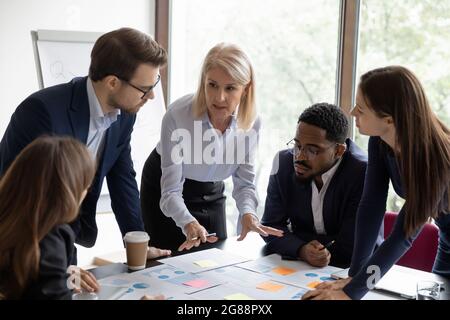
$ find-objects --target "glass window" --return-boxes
[170,0,340,234]
[356,0,450,211]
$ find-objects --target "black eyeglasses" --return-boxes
[116,74,160,99]
[286,138,338,160]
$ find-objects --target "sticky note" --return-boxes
[256,281,285,292]
[183,279,209,288]
[272,266,297,276]
[307,281,321,289]
[224,293,254,300]
[194,260,219,268]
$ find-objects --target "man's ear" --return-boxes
[104,75,120,91]
[335,143,347,158]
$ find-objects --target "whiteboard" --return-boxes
[31,30,165,212]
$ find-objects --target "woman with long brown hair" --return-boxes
[303,66,450,300]
[0,136,98,299]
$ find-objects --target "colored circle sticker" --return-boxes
[133,283,150,289]
[305,273,318,277]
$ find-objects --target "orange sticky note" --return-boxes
[272,266,297,276]
[307,281,321,289]
[256,281,285,292]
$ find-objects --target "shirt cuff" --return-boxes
[174,213,197,236]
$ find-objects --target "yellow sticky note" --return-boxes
[224,293,255,300]
[307,281,321,289]
[256,281,285,292]
[272,266,297,276]
[194,260,219,268]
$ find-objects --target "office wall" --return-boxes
[0,0,155,136]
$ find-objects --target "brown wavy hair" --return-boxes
[0,136,95,299]
[359,66,450,237]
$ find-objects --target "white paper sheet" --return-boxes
[99,271,193,300]
[158,248,250,273]
[190,281,308,300]
[135,264,225,294]
[236,254,342,289]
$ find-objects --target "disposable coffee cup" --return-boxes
[123,231,149,270]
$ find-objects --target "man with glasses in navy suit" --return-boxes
[262,103,383,268]
[0,28,171,261]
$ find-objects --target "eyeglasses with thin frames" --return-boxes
[286,138,338,160]
[115,74,161,99]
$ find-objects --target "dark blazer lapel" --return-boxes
[323,147,349,230]
[290,173,314,227]
[98,118,120,176]
[322,180,335,231]
[69,77,90,144]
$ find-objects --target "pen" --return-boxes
[190,233,217,241]
[319,240,335,251]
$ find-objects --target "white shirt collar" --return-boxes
[319,156,343,186]
[86,77,121,120]
[201,111,237,129]
[201,110,238,131]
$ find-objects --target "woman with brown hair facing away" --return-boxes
[0,136,98,299]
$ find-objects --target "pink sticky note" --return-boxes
[183,279,209,288]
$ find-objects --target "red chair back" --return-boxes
[384,211,439,272]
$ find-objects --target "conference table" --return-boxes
[90,232,450,300]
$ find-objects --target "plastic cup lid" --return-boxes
[123,231,150,243]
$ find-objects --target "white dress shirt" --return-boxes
[156,94,260,233]
[310,158,343,235]
[86,78,120,159]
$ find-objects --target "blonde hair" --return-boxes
[192,43,256,130]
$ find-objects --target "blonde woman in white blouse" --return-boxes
[140,43,283,251]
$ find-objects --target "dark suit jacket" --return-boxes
[261,139,377,268]
[22,224,74,300]
[0,77,144,247]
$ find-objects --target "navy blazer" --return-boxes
[22,224,75,300]
[0,77,144,247]
[261,139,381,268]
